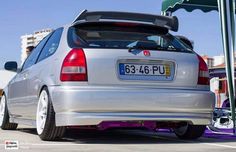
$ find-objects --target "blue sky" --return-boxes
[0,0,223,69]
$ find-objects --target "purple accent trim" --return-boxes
[97,121,156,130]
[222,99,230,108]
[204,128,236,139]
[156,128,172,133]
[97,121,236,139]
[205,128,234,134]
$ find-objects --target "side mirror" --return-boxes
[4,61,18,72]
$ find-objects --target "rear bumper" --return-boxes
[48,86,215,126]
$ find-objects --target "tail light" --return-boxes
[60,48,87,81]
[197,54,209,85]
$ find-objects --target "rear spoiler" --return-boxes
[72,10,179,32]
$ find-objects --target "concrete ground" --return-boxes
[0,125,236,152]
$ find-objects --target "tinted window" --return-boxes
[68,22,191,53]
[22,34,51,71]
[37,28,63,62]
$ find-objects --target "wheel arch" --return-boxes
[1,88,8,99]
[38,85,56,111]
[38,85,48,98]
[1,91,4,97]
[1,89,8,105]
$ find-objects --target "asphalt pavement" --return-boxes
[1,125,236,152]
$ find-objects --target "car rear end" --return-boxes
[49,16,215,129]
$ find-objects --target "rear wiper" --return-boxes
[128,46,191,52]
[128,47,159,52]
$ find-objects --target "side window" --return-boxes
[22,34,51,71]
[37,28,63,62]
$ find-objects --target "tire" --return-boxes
[0,95,18,130]
[174,123,206,140]
[36,88,65,141]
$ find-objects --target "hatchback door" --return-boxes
[83,49,198,88]
[67,22,199,89]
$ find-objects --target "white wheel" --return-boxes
[0,94,17,130]
[36,90,48,135]
[0,96,6,126]
[36,88,65,141]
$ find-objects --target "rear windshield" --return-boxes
[68,22,192,52]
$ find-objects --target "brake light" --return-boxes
[60,48,87,81]
[114,22,139,27]
[197,54,209,85]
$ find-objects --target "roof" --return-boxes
[212,62,236,69]
[201,55,213,60]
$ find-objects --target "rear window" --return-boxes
[68,22,191,52]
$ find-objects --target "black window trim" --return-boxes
[35,27,64,64]
[21,32,54,72]
[67,24,192,53]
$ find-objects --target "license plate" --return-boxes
[119,63,171,76]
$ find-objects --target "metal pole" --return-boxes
[230,0,236,133]
[229,0,236,95]
[217,0,236,134]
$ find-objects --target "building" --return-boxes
[21,29,53,64]
[213,53,236,66]
[201,55,214,68]
[213,55,225,66]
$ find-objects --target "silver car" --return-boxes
[0,10,215,141]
